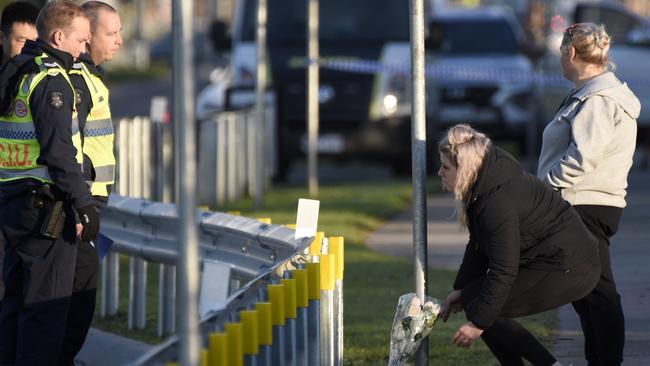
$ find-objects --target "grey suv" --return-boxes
[426,6,538,151]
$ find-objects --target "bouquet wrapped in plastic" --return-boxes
[388,293,442,366]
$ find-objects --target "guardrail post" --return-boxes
[241,310,259,366]
[281,277,297,366]
[293,269,309,366]
[236,113,247,200]
[141,118,152,199]
[268,284,286,366]
[226,323,244,366]
[255,303,273,366]
[216,115,227,205]
[227,113,237,203]
[330,236,345,365]
[320,254,335,366]
[158,264,176,336]
[100,252,120,317]
[306,262,320,366]
[128,257,148,329]
[117,118,129,196]
[208,332,229,366]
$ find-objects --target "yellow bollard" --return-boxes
[309,231,324,256]
[293,269,309,308]
[225,323,244,366]
[257,217,272,224]
[320,254,336,291]
[200,349,209,366]
[208,332,228,366]
[306,262,320,300]
[267,284,286,326]
[255,303,273,345]
[281,278,297,319]
[240,311,259,356]
[329,236,345,280]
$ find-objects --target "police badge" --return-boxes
[49,92,63,109]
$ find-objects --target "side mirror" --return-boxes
[209,20,231,52]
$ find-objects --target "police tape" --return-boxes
[305,58,650,88]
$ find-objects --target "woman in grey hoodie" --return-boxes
[537,22,641,366]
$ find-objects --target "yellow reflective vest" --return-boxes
[0,53,82,183]
[70,61,115,197]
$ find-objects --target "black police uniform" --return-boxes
[0,40,96,365]
[57,53,111,366]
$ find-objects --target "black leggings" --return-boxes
[572,205,625,366]
[461,253,601,366]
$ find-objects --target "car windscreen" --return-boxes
[429,19,520,55]
[240,0,410,44]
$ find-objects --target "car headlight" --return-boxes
[382,94,399,115]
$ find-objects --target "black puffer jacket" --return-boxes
[453,146,598,329]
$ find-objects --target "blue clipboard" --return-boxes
[95,233,114,261]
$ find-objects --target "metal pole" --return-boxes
[255,0,267,208]
[307,0,319,196]
[100,252,119,317]
[320,290,334,366]
[172,0,200,364]
[158,264,176,337]
[128,257,147,330]
[409,0,429,364]
[333,280,343,366]
[307,299,320,366]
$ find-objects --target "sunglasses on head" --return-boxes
[566,24,577,38]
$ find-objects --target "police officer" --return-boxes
[0,0,40,313]
[1,1,39,65]
[0,1,99,364]
[57,2,122,364]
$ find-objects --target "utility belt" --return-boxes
[0,179,69,239]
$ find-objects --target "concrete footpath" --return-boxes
[367,170,650,365]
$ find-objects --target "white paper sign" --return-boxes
[295,198,320,240]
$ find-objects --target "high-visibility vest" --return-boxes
[70,62,115,197]
[0,53,82,184]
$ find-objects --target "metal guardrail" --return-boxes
[115,102,276,209]
[98,194,312,337]
[97,194,346,365]
[127,232,345,366]
[198,104,276,207]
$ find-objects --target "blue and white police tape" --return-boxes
[296,58,650,88]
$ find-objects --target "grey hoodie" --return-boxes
[537,71,640,208]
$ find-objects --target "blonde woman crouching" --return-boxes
[439,124,600,366]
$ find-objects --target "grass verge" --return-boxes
[93,178,556,364]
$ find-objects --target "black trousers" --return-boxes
[461,252,601,366]
[572,205,625,366]
[0,187,77,366]
[56,238,99,366]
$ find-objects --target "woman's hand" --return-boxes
[76,223,83,238]
[452,322,483,348]
[440,290,463,322]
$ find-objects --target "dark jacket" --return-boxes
[453,146,599,329]
[0,40,92,209]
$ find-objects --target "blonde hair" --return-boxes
[438,124,491,226]
[561,22,614,70]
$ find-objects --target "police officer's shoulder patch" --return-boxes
[49,92,63,109]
